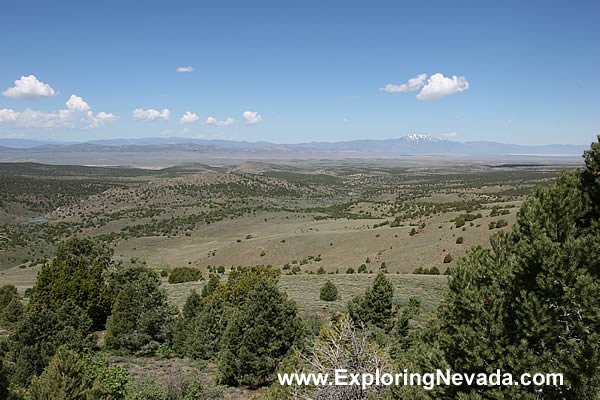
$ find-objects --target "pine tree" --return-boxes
[348,272,394,331]
[28,346,90,400]
[217,280,305,387]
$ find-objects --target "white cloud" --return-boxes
[176,66,194,72]
[180,111,199,124]
[65,94,90,112]
[242,111,263,125]
[133,108,170,121]
[2,75,58,100]
[380,73,427,93]
[206,116,233,127]
[416,73,469,100]
[441,132,457,137]
[0,94,118,129]
[0,109,20,122]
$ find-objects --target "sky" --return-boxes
[0,0,598,145]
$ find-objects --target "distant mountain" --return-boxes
[0,139,65,148]
[0,135,589,156]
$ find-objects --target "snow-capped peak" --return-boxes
[403,134,442,143]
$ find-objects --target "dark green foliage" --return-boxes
[218,280,305,387]
[409,227,417,236]
[319,280,338,301]
[0,359,8,400]
[7,300,95,386]
[316,266,326,274]
[455,236,464,244]
[0,298,24,330]
[443,253,453,263]
[29,237,114,329]
[0,285,19,312]
[201,274,220,298]
[346,267,355,274]
[413,266,440,275]
[183,295,231,360]
[28,346,89,400]
[105,266,173,355]
[407,138,600,399]
[215,265,279,307]
[168,267,202,284]
[348,272,394,331]
[358,264,367,273]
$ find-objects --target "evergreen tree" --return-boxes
[29,237,114,329]
[319,280,338,301]
[404,138,600,399]
[348,272,394,331]
[0,297,24,330]
[217,280,305,387]
[105,266,172,355]
[201,274,220,298]
[8,300,95,386]
[184,295,231,360]
[28,346,90,400]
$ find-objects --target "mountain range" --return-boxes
[0,135,588,156]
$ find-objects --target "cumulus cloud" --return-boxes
[379,73,427,93]
[206,116,233,127]
[2,75,58,100]
[0,109,19,122]
[176,66,194,72]
[65,94,90,112]
[242,111,263,125]
[133,108,170,121]
[416,73,469,100]
[180,111,199,123]
[0,94,118,129]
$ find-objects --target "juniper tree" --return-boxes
[319,280,338,301]
[105,266,173,355]
[217,280,305,387]
[29,237,114,329]
[8,300,95,386]
[348,272,394,331]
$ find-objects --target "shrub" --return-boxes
[316,266,326,275]
[456,236,464,244]
[168,267,202,284]
[319,281,338,301]
[443,254,453,263]
[346,267,355,274]
[358,264,367,273]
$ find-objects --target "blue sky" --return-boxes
[0,0,598,145]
